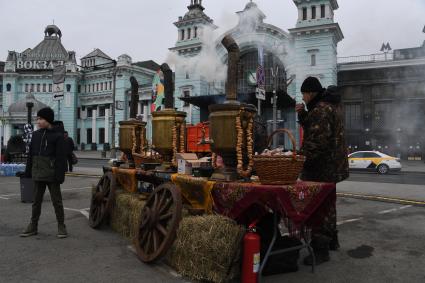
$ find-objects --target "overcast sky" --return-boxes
[0,0,424,63]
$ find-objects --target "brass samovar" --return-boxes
[151,63,186,171]
[209,36,257,181]
[118,76,147,168]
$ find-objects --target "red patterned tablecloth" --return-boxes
[211,181,336,231]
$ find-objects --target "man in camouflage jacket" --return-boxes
[296,77,349,265]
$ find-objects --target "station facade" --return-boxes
[170,0,343,144]
[1,25,158,150]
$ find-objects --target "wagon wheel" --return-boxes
[135,182,182,263]
[89,171,116,228]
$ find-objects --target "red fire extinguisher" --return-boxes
[242,224,261,283]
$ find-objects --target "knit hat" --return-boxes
[301,77,323,93]
[37,107,54,124]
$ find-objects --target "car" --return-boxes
[348,151,402,174]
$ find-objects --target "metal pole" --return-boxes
[0,110,4,160]
[57,101,60,121]
[257,99,261,116]
[110,68,117,159]
[272,66,278,148]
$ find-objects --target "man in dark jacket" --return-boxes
[64,131,75,172]
[296,77,349,265]
[20,107,68,238]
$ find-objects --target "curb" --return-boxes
[66,173,102,178]
[337,192,425,206]
[401,170,425,175]
[76,157,110,161]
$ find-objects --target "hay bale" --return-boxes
[110,191,244,282]
[110,190,146,241]
[167,215,245,283]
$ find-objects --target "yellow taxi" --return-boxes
[348,151,402,174]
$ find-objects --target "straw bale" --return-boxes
[167,215,245,283]
[110,190,146,241]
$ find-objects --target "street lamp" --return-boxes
[107,61,122,159]
[0,108,6,160]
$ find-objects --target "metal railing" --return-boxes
[337,52,394,64]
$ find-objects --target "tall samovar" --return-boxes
[209,36,257,181]
[151,63,186,171]
[118,76,147,168]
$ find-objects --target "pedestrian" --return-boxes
[64,131,75,172]
[295,77,349,265]
[20,107,68,238]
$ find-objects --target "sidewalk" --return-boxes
[73,150,122,160]
[74,151,425,173]
[401,160,425,173]
[338,180,425,203]
[66,166,103,177]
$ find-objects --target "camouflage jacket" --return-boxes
[298,86,349,183]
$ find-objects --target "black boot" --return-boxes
[57,223,68,239]
[20,222,38,237]
[303,235,331,266]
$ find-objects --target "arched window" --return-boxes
[187,28,191,39]
[311,54,316,66]
[194,26,198,38]
[181,29,185,41]
[183,90,190,107]
[312,6,316,19]
[66,84,71,92]
[238,51,286,95]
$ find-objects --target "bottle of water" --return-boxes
[7,164,12,176]
[4,164,10,176]
[11,163,16,176]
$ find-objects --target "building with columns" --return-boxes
[170,0,343,145]
[1,25,159,150]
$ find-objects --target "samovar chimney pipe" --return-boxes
[160,63,174,109]
[221,35,240,102]
[129,76,139,119]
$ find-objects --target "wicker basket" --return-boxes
[253,129,305,185]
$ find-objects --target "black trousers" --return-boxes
[66,155,73,172]
[31,181,65,225]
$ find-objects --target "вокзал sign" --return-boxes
[15,52,66,70]
[16,60,64,70]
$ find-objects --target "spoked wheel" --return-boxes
[135,182,182,263]
[89,171,116,228]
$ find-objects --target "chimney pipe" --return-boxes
[160,63,174,109]
[129,76,139,119]
[221,35,240,102]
